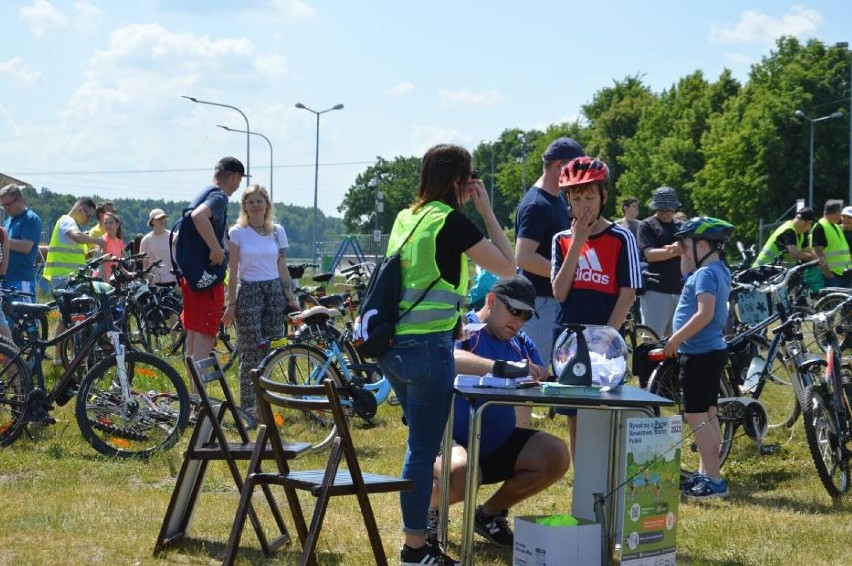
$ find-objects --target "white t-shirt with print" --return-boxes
[228,224,289,282]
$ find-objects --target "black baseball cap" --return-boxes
[491,275,539,318]
[215,156,249,176]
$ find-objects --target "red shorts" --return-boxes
[180,278,225,337]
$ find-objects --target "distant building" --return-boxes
[0,172,28,188]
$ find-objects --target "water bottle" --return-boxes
[743,355,765,393]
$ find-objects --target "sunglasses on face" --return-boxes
[497,296,533,321]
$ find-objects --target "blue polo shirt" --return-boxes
[453,311,543,457]
[3,208,42,282]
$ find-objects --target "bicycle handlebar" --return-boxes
[806,294,852,325]
[736,259,820,294]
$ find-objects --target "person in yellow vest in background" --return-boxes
[87,201,115,257]
[44,197,105,363]
[811,199,852,288]
[753,208,818,267]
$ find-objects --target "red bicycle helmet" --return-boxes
[559,156,609,189]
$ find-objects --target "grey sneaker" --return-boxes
[473,505,513,547]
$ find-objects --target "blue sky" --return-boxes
[1,1,850,216]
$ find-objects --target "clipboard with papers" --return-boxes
[454,374,536,389]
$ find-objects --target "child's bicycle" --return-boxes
[255,316,394,452]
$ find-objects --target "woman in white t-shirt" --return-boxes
[222,185,299,413]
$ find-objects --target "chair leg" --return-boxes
[222,473,258,566]
[299,441,343,566]
[355,489,388,566]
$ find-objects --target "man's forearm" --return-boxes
[192,215,222,253]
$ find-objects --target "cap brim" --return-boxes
[501,296,539,318]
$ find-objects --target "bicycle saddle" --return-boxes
[300,305,342,325]
[8,301,54,316]
[312,272,335,283]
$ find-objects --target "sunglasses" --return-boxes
[497,296,533,321]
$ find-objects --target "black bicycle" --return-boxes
[0,257,190,458]
[799,294,852,498]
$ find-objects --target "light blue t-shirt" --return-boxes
[672,260,731,354]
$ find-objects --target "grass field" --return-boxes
[2,354,852,565]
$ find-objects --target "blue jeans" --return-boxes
[522,296,559,375]
[378,330,455,536]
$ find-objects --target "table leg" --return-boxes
[460,402,485,565]
[439,396,454,549]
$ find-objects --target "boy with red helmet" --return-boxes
[551,157,643,455]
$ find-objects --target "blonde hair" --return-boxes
[237,184,273,233]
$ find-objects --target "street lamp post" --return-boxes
[182,96,251,187]
[835,42,852,206]
[517,133,528,190]
[295,102,344,266]
[217,125,274,206]
[369,177,383,263]
[794,110,844,208]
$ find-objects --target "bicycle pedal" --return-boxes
[760,444,780,455]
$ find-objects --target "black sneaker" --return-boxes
[473,505,513,547]
[400,540,459,565]
[425,508,440,545]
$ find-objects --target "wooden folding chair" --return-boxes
[153,356,311,557]
[222,371,413,566]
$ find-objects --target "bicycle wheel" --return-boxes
[294,322,362,369]
[760,348,801,429]
[144,305,184,359]
[258,343,347,452]
[214,323,237,371]
[801,382,850,498]
[124,304,152,353]
[75,351,190,458]
[648,361,735,474]
[0,340,32,446]
[811,293,851,352]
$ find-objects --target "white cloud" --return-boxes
[384,82,415,96]
[73,2,104,36]
[0,57,42,86]
[410,125,470,155]
[722,52,755,67]
[19,0,68,39]
[247,0,316,22]
[709,5,822,45]
[438,89,505,107]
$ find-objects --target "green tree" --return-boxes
[337,155,421,234]
[619,70,741,216]
[694,37,849,243]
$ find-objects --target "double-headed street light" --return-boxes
[218,125,274,205]
[794,109,844,208]
[295,102,344,265]
[182,95,251,187]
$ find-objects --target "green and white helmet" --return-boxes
[674,216,735,243]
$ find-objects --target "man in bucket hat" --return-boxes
[426,274,569,549]
[513,137,584,425]
[637,187,685,337]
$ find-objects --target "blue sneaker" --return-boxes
[687,476,729,499]
[679,471,704,492]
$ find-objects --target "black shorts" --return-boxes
[679,349,727,413]
[479,428,539,485]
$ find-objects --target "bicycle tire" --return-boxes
[294,322,362,369]
[0,339,33,446]
[258,343,347,452]
[124,304,152,353]
[75,351,190,458]
[811,293,852,352]
[214,324,237,371]
[801,383,850,498]
[648,361,735,473]
[143,304,184,359]
[760,347,801,429]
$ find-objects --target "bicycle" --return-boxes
[646,265,819,475]
[799,294,852,498]
[0,258,190,458]
[256,328,394,452]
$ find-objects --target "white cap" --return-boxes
[842,206,852,218]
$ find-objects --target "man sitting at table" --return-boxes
[427,275,571,548]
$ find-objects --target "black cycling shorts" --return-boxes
[679,349,727,414]
[479,428,539,485]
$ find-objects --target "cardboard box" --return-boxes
[513,515,602,566]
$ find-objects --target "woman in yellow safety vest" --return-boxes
[379,144,515,565]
